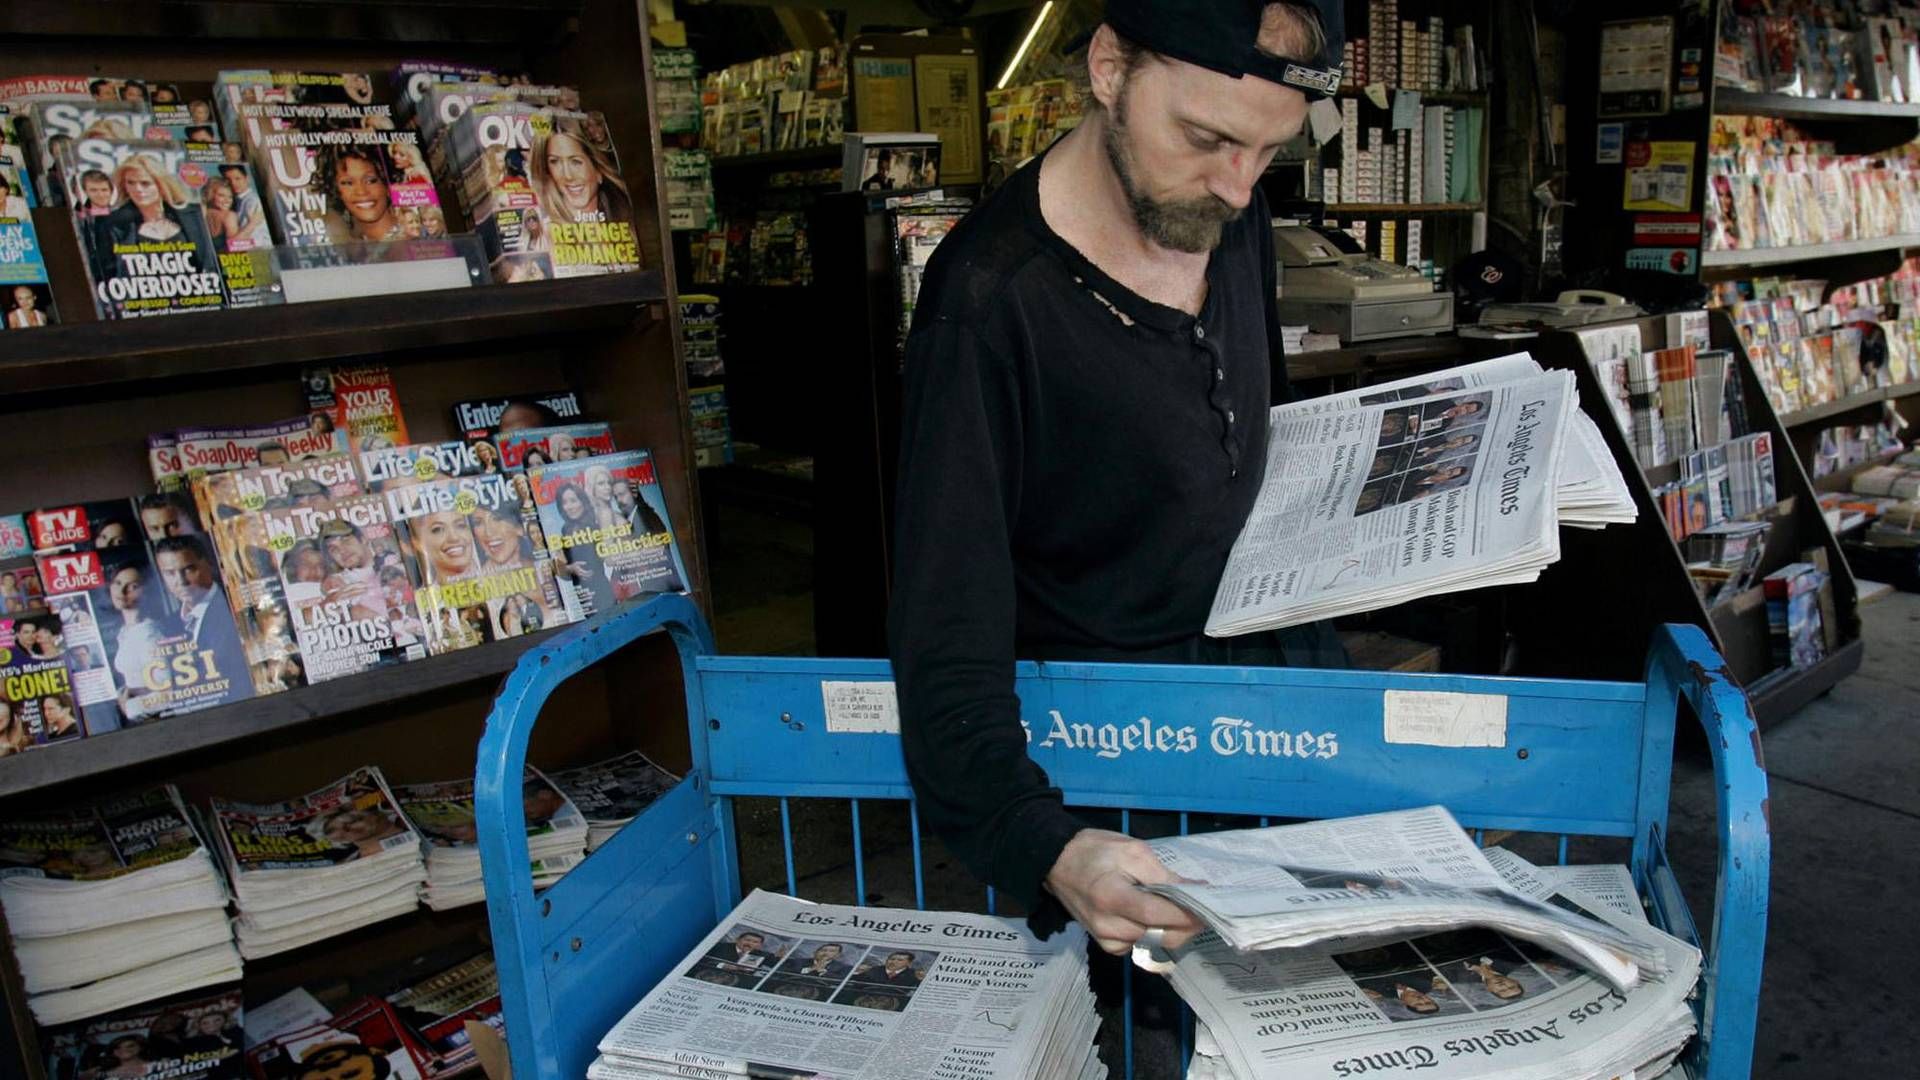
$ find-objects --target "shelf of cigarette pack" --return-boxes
[1324,202,1479,214]
[0,625,576,799]
[0,271,665,400]
[1336,88,1487,106]
[1,0,588,44]
[1779,380,1920,428]
[1713,89,1920,121]
[1699,234,1920,269]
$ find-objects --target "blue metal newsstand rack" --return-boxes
[474,594,1769,1080]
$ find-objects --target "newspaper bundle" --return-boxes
[393,767,589,910]
[547,750,681,851]
[211,766,426,959]
[593,889,1104,1080]
[1138,809,1700,1080]
[1208,356,1636,636]
[0,785,240,1026]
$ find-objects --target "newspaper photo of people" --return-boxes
[685,925,792,988]
[1356,393,1491,516]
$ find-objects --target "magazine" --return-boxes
[22,98,158,206]
[27,504,145,737]
[529,449,687,620]
[221,69,439,246]
[384,474,570,654]
[0,609,78,747]
[161,415,349,492]
[40,985,245,1080]
[61,137,227,318]
[0,164,57,329]
[452,390,585,440]
[245,996,434,1080]
[495,421,616,471]
[210,766,424,903]
[391,62,502,129]
[0,514,30,559]
[261,494,428,682]
[386,952,504,1078]
[545,750,680,851]
[392,766,588,909]
[360,440,499,493]
[303,363,410,453]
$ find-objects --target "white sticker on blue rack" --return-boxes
[821,681,900,734]
[1382,690,1508,748]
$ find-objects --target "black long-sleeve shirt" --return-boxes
[889,154,1344,937]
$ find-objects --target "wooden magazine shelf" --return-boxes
[0,271,666,399]
[0,1,701,1076]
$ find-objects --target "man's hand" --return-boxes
[1043,828,1204,956]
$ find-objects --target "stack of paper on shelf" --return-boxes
[546,750,680,852]
[393,767,587,910]
[211,767,425,960]
[0,786,240,1026]
[592,891,1102,1080]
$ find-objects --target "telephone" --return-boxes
[1273,223,1435,301]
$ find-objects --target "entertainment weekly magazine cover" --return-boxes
[529,450,686,621]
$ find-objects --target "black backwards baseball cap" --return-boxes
[1098,0,1346,98]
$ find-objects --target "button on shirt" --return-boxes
[889,151,1339,937]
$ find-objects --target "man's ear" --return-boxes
[1087,24,1131,113]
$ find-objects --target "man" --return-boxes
[136,494,200,542]
[152,535,249,690]
[704,930,776,971]
[610,476,669,537]
[890,0,1346,956]
[851,951,924,987]
[792,943,851,980]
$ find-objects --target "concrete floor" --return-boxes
[706,498,1919,1078]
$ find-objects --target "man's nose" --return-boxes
[1207,152,1260,210]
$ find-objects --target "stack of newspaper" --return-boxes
[394,767,589,910]
[1208,355,1636,636]
[1137,807,1700,1080]
[212,767,426,960]
[592,890,1105,1080]
[0,786,241,1026]
[546,750,681,851]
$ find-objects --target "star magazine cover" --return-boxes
[60,137,226,319]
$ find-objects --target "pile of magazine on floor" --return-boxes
[242,950,503,1080]
[0,785,241,1026]
[547,750,681,852]
[211,767,427,960]
[1137,806,1700,1080]
[394,766,589,910]
[591,890,1104,1080]
[1207,354,1637,636]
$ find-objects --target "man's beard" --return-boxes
[1103,93,1240,254]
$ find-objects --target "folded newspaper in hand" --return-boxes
[1207,355,1636,636]
[1138,806,1666,988]
[592,889,1105,1080]
[1138,811,1701,1080]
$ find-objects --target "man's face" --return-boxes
[1095,32,1309,253]
[884,953,911,973]
[258,445,291,467]
[325,532,371,569]
[156,548,215,603]
[737,934,765,952]
[612,482,637,515]
[812,945,841,965]
[141,504,186,540]
[83,177,113,207]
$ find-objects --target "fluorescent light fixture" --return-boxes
[997,1,1054,90]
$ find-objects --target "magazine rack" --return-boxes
[476,593,1770,1080]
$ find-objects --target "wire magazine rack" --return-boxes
[474,593,1769,1080]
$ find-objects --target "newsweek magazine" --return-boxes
[384,474,569,654]
[40,985,245,1080]
[360,440,498,493]
[261,494,428,683]
[495,421,616,471]
[63,138,227,319]
[302,363,411,453]
[221,70,440,247]
[0,164,58,329]
[0,610,79,747]
[452,390,585,440]
[530,450,687,621]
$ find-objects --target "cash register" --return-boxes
[1273,222,1454,343]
